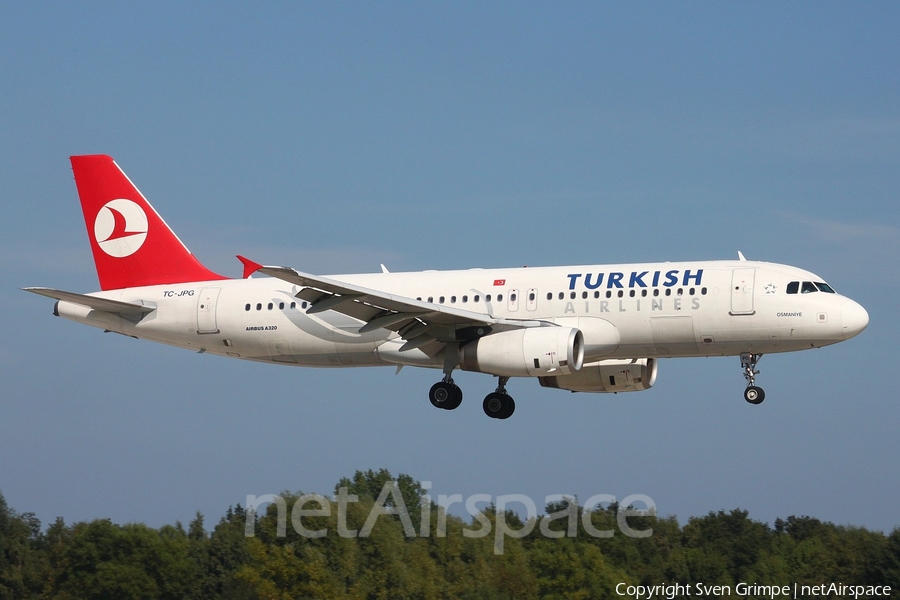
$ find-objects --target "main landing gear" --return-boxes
[741,352,765,405]
[482,376,515,420]
[428,374,516,419]
[429,351,463,411]
[429,378,462,410]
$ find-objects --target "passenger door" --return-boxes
[197,287,221,333]
[730,268,756,315]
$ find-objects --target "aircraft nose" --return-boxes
[841,299,869,340]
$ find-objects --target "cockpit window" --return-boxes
[788,280,835,294]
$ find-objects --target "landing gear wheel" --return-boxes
[444,386,462,410]
[429,382,462,410]
[740,353,765,405]
[483,392,515,419]
[744,386,765,405]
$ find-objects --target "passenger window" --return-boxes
[450,296,456,303]
[653,289,660,297]
[547,292,553,300]
[786,282,799,294]
[245,304,251,311]
[486,295,491,302]
[559,292,565,300]
[509,293,516,302]
[290,302,296,309]
[594,291,600,299]
[801,281,817,294]
[474,295,480,302]
[530,293,536,301]
[497,294,503,302]
[268,303,274,310]
[256,303,262,311]
[462,295,468,303]
[581,291,587,299]
[279,302,285,309]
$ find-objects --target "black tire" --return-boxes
[499,396,515,419]
[429,382,453,409]
[744,385,765,405]
[483,392,515,419]
[483,392,504,417]
[444,385,463,410]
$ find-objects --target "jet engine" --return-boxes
[538,358,657,393]
[459,327,584,377]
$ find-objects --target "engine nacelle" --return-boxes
[459,327,584,377]
[538,358,657,393]
[551,317,620,361]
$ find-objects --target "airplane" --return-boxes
[24,155,869,419]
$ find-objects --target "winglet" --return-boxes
[737,251,747,262]
[237,255,264,279]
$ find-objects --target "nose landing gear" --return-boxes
[741,352,765,404]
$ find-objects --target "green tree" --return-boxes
[335,468,428,531]
[3,477,899,599]
[0,490,43,599]
[45,519,198,600]
[883,528,900,588]
[681,509,773,584]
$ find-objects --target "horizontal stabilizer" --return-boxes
[23,287,156,318]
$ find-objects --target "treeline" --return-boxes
[2,469,899,599]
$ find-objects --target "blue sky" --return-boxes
[1,3,898,533]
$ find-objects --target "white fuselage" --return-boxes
[54,259,868,372]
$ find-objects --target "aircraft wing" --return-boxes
[240,257,543,354]
[23,287,156,319]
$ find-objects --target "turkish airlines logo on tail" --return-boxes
[94,199,148,257]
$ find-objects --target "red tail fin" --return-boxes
[71,155,226,290]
